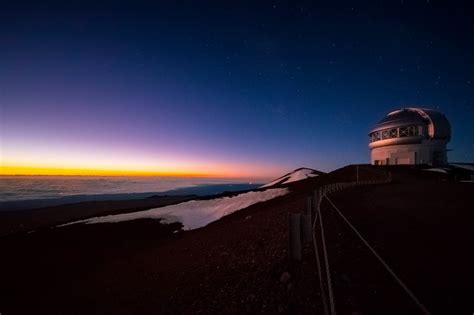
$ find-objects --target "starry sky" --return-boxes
[1,0,473,178]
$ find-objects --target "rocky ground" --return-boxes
[324,168,474,314]
[0,165,473,314]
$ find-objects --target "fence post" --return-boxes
[305,196,312,215]
[289,213,302,261]
[301,196,313,242]
[301,214,312,242]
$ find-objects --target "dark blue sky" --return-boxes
[1,0,473,177]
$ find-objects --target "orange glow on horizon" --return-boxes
[0,165,226,177]
[0,163,275,179]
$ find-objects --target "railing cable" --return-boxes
[318,203,337,315]
[325,196,431,315]
[312,209,329,315]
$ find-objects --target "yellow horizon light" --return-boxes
[0,165,220,177]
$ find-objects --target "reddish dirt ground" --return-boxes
[324,169,474,314]
[0,165,473,314]
[0,192,322,314]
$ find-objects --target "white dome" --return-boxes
[369,107,451,166]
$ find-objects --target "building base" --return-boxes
[371,143,448,166]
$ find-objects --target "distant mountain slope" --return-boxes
[450,163,474,172]
[58,188,289,231]
[260,167,324,188]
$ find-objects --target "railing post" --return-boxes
[289,213,302,261]
[301,196,313,242]
[306,196,312,215]
[301,213,312,242]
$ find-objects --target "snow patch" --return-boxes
[261,168,318,188]
[59,188,289,230]
[424,168,448,174]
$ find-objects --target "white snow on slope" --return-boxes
[424,168,448,174]
[59,188,289,230]
[260,168,318,188]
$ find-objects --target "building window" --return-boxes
[370,132,381,142]
[370,125,420,143]
[399,127,409,137]
[390,128,398,138]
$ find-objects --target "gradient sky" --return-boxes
[1,0,473,178]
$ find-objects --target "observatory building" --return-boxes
[369,108,451,166]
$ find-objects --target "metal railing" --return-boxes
[288,171,430,314]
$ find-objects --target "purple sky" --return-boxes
[1,1,473,177]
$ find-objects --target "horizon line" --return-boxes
[0,165,272,179]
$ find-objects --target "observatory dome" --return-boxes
[369,108,451,166]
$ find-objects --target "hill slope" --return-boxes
[260,167,324,188]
